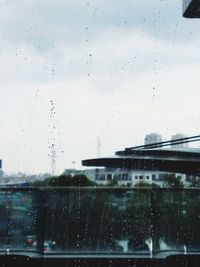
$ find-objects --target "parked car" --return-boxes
[23,235,36,247]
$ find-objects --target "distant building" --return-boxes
[144,133,162,145]
[63,169,80,177]
[171,133,188,148]
[63,167,188,187]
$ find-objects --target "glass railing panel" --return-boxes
[0,187,199,257]
[181,190,200,252]
[152,189,200,255]
[152,189,185,254]
[44,188,152,255]
[0,189,41,253]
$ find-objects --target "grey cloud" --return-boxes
[0,0,196,53]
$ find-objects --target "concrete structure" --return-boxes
[83,147,200,176]
[183,0,200,18]
[80,134,200,187]
[82,133,200,186]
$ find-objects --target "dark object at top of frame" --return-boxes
[183,0,200,18]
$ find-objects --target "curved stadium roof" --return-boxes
[82,136,200,175]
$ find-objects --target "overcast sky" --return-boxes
[0,0,200,174]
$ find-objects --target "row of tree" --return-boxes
[32,174,96,187]
[31,173,186,188]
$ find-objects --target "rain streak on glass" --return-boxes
[0,0,200,264]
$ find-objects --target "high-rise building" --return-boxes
[171,133,188,148]
[144,133,162,145]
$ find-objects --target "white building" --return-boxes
[63,168,188,187]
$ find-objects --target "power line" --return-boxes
[125,135,200,151]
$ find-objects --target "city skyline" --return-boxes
[0,1,200,174]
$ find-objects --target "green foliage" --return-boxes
[72,174,97,186]
[134,181,152,188]
[163,174,183,188]
[190,178,200,187]
[31,180,47,186]
[108,176,118,187]
[0,203,10,218]
[41,174,96,187]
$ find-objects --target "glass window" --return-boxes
[1,0,200,263]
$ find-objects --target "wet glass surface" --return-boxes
[45,188,151,255]
[152,189,200,254]
[0,1,200,266]
[0,189,39,253]
[0,188,199,257]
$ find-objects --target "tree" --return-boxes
[163,174,183,188]
[71,175,96,186]
[108,176,118,187]
[190,177,200,187]
[134,181,158,188]
[43,174,96,187]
